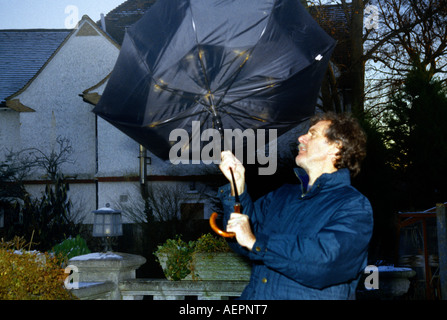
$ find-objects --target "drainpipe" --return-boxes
[95,114,99,209]
[139,145,149,196]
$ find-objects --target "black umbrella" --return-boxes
[93,0,336,162]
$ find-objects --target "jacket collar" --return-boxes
[294,167,351,198]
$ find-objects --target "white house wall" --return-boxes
[98,180,142,223]
[0,108,20,156]
[15,19,119,180]
[97,117,140,177]
[3,17,121,221]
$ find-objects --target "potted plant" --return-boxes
[154,233,251,281]
[153,235,195,281]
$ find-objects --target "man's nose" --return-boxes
[298,135,307,144]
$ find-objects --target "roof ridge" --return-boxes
[2,15,118,104]
[0,29,72,32]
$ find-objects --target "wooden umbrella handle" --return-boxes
[211,167,242,238]
[209,203,241,238]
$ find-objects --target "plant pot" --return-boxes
[189,252,251,281]
[156,252,251,281]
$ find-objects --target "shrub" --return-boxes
[4,176,84,252]
[154,235,195,281]
[194,233,231,253]
[154,233,231,280]
[51,235,91,266]
[0,242,76,300]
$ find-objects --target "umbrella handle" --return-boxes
[209,203,241,238]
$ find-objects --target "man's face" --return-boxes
[295,120,337,172]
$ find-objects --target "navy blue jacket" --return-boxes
[218,168,373,300]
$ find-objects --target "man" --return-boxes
[218,112,373,300]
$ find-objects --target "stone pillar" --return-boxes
[68,252,146,300]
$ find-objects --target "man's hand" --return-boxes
[227,213,256,250]
[219,151,245,196]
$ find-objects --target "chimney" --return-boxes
[100,13,106,32]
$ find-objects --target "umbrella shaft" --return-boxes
[212,112,224,137]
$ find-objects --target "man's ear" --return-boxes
[327,140,342,159]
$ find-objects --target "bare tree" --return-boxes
[365,0,447,116]
[308,0,447,117]
[26,136,74,180]
[0,149,35,200]
[0,149,35,182]
[116,183,206,224]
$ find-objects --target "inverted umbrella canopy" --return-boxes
[94,0,336,161]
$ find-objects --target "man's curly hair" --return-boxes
[310,112,367,177]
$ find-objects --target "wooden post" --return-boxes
[422,218,432,299]
[436,203,447,300]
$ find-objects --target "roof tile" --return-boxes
[0,30,70,102]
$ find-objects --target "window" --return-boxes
[181,202,204,220]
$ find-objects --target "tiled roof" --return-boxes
[98,0,157,45]
[0,29,70,103]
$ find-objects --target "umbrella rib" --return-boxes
[214,49,253,107]
[188,6,273,124]
[210,10,273,110]
[214,49,249,90]
[196,48,212,96]
[147,108,208,128]
[152,79,216,120]
[189,8,217,111]
[220,105,300,126]
[223,110,269,124]
[154,80,202,104]
[217,80,277,111]
[125,31,206,110]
